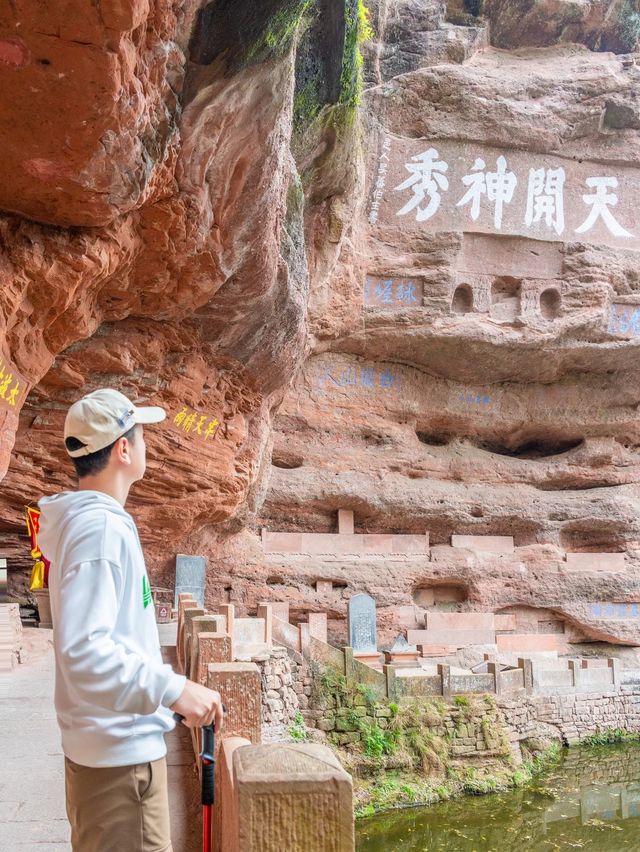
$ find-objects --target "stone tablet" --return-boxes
[174,554,206,608]
[347,593,377,654]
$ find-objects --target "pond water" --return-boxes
[356,743,640,851]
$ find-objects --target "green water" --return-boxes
[356,744,640,851]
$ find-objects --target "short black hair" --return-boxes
[65,425,137,479]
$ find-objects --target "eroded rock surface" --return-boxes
[2,1,640,655]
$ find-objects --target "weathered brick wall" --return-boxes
[254,647,312,739]
[499,689,640,748]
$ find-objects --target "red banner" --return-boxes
[26,506,50,588]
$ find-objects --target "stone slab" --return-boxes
[174,554,206,609]
[497,633,563,652]
[374,137,640,253]
[425,612,495,631]
[451,535,514,553]
[417,644,460,656]
[338,509,354,535]
[565,553,626,572]
[262,531,429,555]
[348,593,377,653]
[408,628,496,646]
[495,613,517,632]
[234,744,354,852]
[234,618,266,646]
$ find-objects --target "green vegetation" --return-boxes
[244,0,314,66]
[339,0,374,109]
[580,728,640,746]
[293,0,374,137]
[288,711,309,742]
[617,0,640,52]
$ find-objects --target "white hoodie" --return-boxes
[38,491,186,768]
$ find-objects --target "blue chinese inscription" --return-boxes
[590,602,640,619]
[364,276,421,308]
[317,365,400,392]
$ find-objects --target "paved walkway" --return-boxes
[0,628,200,852]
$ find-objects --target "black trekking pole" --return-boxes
[174,713,215,852]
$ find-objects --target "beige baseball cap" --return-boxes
[64,388,166,458]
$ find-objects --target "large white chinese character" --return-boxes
[575,176,633,238]
[457,155,517,230]
[394,148,449,222]
[524,166,565,235]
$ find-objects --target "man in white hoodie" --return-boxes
[38,388,224,852]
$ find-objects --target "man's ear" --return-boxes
[114,434,132,466]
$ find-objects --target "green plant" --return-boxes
[288,711,308,742]
[388,702,399,717]
[356,683,378,708]
[580,728,640,746]
[339,0,374,109]
[453,695,469,707]
[360,722,399,758]
[617,0,640,51]
[318,668,350,707]
[346,709,362,729]
[245,0,314,63]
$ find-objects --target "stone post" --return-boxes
[343,647,355,682]
[518,657,533,694]
[384,664,397,701]
[487,662,502,696]
[213,736,250,852]
[182,607,205,676]
[217,603,235,638]
[189,616,226,681]
[307,612,328,644]
[608,657,621,688]
[299,622,311,658]
[269,601,290,623]
[257,603,273,645]
[568,659,584,693]
[207,662,262,745]
[438,663,452,699]
[234,744,355,852]
[176,595,195,666]
[195,633,233,684]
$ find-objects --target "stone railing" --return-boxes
[176,595,355,852]
[521,656,622,696]
[272,611,630,703]
[272,611,527,700]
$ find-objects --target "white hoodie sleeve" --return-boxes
[56,558,186,715]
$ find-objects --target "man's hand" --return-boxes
[170,680,224,731]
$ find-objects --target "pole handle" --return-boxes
[173,713,216,806]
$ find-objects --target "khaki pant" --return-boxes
[64,757,173,852]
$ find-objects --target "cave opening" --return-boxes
[540,287,561,320]
[452,283,473,315]
[271,452,304,469]
[473,436,583,459]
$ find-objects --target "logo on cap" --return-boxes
[116,408,135,429]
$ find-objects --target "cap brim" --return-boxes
[135,406,166,425]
